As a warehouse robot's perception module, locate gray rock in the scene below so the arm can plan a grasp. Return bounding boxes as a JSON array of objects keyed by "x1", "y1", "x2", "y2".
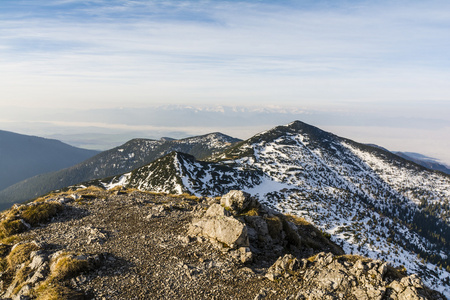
[
  {"x1": 245, "y1": 216, "x2": 271, "y2": 242},
  {"x1": 220, "y1": 190, "x2": 256, "y2": 214},
  {"x1": 239, "y1": 247, "x2": 253, "y2": 263},
  {"x1": 205, "y1": 203, "x2": 231, "y2": 217},
  {"x1": 254, "y1": 288, "x2": 268, "y2": 300},
  {"x1": 190, "y1": 216, "x2": 249, "y2": 249},
  {"x1": 29, "y1": 251, "x2": 47, "y2": 270},
  {"x1": 27, "y1": 261, "x2": 49, "y2": 285},
  {"x1": 265, "y1": 254, "x2": 300, "y2": 281}
]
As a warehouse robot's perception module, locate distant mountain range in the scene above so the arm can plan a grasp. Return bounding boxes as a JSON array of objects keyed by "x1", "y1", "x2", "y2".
[
  {"x1": 0, "y1": 130, "x2": 99, "y2": 192},
  {"x1": 395, "y1": 152, "x2": 450, "y2": 175},
  {"x1": 0, "y1": 132, "x2": 240, "y2": 208},
  {"x1": 86, "y1": 121, "x2": 450, "y2": 297}
]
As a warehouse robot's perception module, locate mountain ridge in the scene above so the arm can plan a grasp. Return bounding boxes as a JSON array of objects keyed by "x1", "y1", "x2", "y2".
[{"x1": 0, "y1": 132, "x2": 240, "y2": 208}]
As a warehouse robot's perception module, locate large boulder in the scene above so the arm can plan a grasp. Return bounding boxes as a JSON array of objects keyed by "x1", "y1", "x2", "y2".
[{"x1": 190, "y1": 215, "x2": 249, "y2": 249}]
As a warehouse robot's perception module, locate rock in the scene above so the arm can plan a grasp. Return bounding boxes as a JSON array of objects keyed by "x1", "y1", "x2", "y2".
[
  {"x1": 71, "y1": 194, "x2": 81, "y2": 200},
  {"x1": 316, "y1": 252, "x2": 333, "y2": 266},
  {"x1": 27, "y1": 261, "x2": 49, "y2": 285},
  {"x1": 85, "y1": 227, "x2": 108, "y2": 245},
  {"x1": 29, "y1": 251, "x2": 47, "y2": 270},
  {"x1": 254, "y1": 288, "x2": 268, "y2": 300},
  {"x1": 220, "y1": 190, "x2": 257, "y2": 214},
  {"x1": 190, "y1": 216, "x2": 249, "y2": 249},
  {"x1": 13, "y1": 284, "x2": 31, "y2": 300},
  {"x1": 400, "y1": 274, "x2": 424, "y2": 289},
  {"x1": 48, "y1": 197, "x2": 73, "y2": 204},
  {"x1": 239, "y1": 247, "x2": 253, "y2": 263},
  {"x1": 244, "y1": 216, "x2": 271, "y2": 242},
  {"x1": 205, "y1": 203, "x2": 231, "y2": 217},
  {"x1": 265, "y1": 254, "x2": 300, "y2": 281},
  {"x1": 397, "y1": 286, "x2": 426, "y2": 300},
  {"x1": 0, "y1": 189, "x2": 444, "y2": 300}
]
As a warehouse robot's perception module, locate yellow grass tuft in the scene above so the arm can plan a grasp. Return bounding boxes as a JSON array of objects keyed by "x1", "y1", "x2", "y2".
[
  {"x1": 285, "y1": 214, "x2": 311, "y2": 226},
  {"x1": 7, "y1": 242, "x2": 39, "y2": 268},
  {"x1": 21, "y1": 202, "x2": 63, "y2": 226},
  {"x1": 51, "y1": 255, "x2": 89, "y2": 281},
  {"x1": 0, "y1": 219, "x2": 27, "y2": 239}
]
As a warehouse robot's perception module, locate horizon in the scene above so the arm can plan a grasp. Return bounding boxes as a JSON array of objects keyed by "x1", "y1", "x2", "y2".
[
  {"x1": 1, "y1": 1, "x2": 449, "y2": 164},
  {"x1": 3, "y1": 112, "x2": 450, "y2": 167}
]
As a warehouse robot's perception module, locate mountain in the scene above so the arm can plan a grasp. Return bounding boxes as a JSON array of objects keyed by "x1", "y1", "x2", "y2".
[
  {"x1": 0, "y1": 130, "x2": 99, "y2": 191},
  {"x1": 395, "y1": 152, "x2": 450, "y2": 175},
  {"x1": 94, "y1": 120, "x2": 450, "y2": 297},
  {"x1": 0, "y1": 132, "x2": 240, "y2": 208}
]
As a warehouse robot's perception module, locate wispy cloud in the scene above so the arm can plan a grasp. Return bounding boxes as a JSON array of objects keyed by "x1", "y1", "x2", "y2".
[
  {"x1": 2, "y1": 0, "x2": 450, "y2": 104},
  {"x1": 1, "y1": 0, "x2": 449, "y2": 162}
]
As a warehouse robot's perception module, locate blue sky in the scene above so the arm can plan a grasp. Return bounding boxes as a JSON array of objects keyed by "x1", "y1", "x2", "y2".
[{"x1": 0, "y1": 0, "x2": 449, "y2": 163}]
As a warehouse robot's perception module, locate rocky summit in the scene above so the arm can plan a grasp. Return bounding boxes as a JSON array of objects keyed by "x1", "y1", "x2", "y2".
[{"x1": 0, "y1": 187, "x2": 444, "y2": 299}]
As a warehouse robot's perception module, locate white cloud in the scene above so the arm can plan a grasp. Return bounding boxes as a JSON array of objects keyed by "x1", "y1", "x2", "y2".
[{"x1": 0, "y1": 1, "x2": 449, "y2": 162}]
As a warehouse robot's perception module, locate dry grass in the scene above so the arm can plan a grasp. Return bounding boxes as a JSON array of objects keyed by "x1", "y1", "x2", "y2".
[
  {"x1": 0, "y1": 257, "x2": 8, "y2": 272},
  {"x1": 0, "y1": 235, "x2": 21, "y2": 245},
  {"x1": 239, "y1": 207, "x2": 260, "y2": 217},
  {"x1": 35, "y1": 281, "x2": 85, "y2": 300},
  {"x1": 0, "y1": 201, "x2": 64, "y2": 240},
  {"x1": 0, "y1": 243, "x2": 10, "y2": 257},
  {"x1": 285, "y1": 214, "x2": 311, "y2": 226},
  {"x1": 307, "y1": 254, "x2": 319, "y2": 262},
  {"x1": 21, "y1": 202, "x2": 63, "y2": 226},
  {"x1": 32, "y1": 254, "x2": 89, "y2": 299},
  {"x1": 108, "y1": 186, "x2": 124, "y2": 193},
  {"x1": 336, "y1": 254, "x2": 371, "y2": 263},
  {"x1": 76, "y1": 186, "x2": 104, "y2": 194},
  {"x1": 144, "y1": 191, "x2": 166, "y2": 196},
  {"x1": 13, "y1": 265, "x2": 32, "y2": 294},
  {"x1": 51, "y1": 255, "x2": 89, "y2": 281},
  {"x1": 169, "y1": 193, "x2": 200, "y2": 201},
  {"x1": 7, "y1": 242, "x2": 39, "y2": 268},
  {"x1": 0, "y1": 219, "x2": 27, "y2": 239},
  {"x1": 385, "y1": 265, "x2": 407, "y2": 280}
]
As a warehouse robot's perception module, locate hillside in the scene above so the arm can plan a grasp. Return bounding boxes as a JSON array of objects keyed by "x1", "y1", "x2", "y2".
[
  {"x1": 0, "y1": 130, "x2": 99, "y2": 191},
  {"x1": 94, "y1": 121, "x2": 450, "y2": 297},
  {"x1": 0, "y1": 188, "x2": 444, "y2": 299},
  {"x1": 0, "y1": 133, "x2": 240, "y2": 209}
]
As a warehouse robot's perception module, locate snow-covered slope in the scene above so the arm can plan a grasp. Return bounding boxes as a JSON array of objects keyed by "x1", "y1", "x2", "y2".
[{"x1": 96, "y1": 121, "x2": 450, "y2": 297}]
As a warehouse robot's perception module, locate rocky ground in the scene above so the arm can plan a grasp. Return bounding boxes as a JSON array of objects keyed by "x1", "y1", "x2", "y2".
[{"x1": 0, "y1": 187, "x2": 446, "y2": 299}]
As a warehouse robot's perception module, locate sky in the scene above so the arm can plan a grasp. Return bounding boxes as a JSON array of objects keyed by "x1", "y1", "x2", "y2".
[{"x1": 0, "y1": 0, "x2": 449, "y2": 164}]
